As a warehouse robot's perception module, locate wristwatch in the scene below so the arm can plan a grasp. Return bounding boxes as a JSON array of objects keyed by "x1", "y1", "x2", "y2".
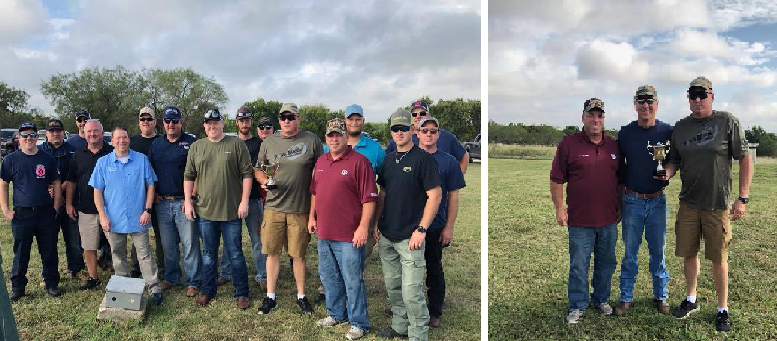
[
  {"x1": 737, "y1": 197, "x2": 749, "y2": 204},
  {"x1": 416, "y1": 226, "x2": 428, "y2": 233},
  {"x1": 144, "y1": 207, "x2": 152, "y2": 213}
]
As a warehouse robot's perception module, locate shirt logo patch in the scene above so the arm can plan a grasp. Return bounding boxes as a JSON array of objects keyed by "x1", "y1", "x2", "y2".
[
  {"x1": 224, "y1": 151, "x2": 231, "y2": 154},
  {"x1": 35, "y1": 164, "x2": 46, "y2": 178},
  {"x1": 403, "y1": 166, "x2": 412, "y2": 172},
  {"x1": 341, "y1": 170, "x2": 348, "y2": 175},
  {"x1": 579, "y1": 154, "x2": 589, "y2": 157},
  {"x1": 370, "y1": 192, "x2": 378, "y2": 197},
  {"x1": 611, "y1": 153, "x2": 616, "y2": 160},
  {"x1": 107, "y1": 166, "x2": 117, "y2": 172}
]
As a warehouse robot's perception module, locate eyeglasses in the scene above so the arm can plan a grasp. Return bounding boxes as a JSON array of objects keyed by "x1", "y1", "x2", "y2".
[
  {"x1": 279, "y1": 114, "x2": 297, "y2": 122},
  {"x1": 688, "y1": 91, "x2": 710, "y2": 100},
  {"x1": 163, "y1": 118, "x2": 180, "y2": 124},
  {"x1": 411, "y1": 111, "x2": 428, "y2": 117},
  {"x1": 258, "y1": 125, "x2": 273, "y2": 130},
  {"x1": 139, "y1": 118, "x2": 155, "y2": 122},
  {"x1": 635, "y1": 96, "x2": 655, "y2": 104},
  {"x1": 420, "y1": 128, "x2": 439, "y2": 135},
  {"x1": 19, "y1": 132, "x2": 38, "y2": 138},
  {"x1": 390, "y1": 126, "x2": 411, "y2": 132}
]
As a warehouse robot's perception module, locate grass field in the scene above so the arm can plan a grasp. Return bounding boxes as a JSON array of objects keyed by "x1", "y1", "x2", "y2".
[
  {"x1": 1, "y1": 163, "x2": 481, "y2": 341},
  {"x1": 488, "y1": 158, "x2": 777, "y2": 340}
]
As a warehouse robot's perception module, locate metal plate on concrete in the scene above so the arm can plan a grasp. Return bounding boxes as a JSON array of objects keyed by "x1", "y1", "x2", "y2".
[{"x1": 105, "y1": 275, "x2": 145, "y2": 310}]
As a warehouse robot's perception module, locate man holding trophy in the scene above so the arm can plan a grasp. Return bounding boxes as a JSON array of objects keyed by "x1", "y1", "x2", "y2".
[
  {"x1": 614, "y1": 85, "x2": 673, "y2": 316},
  {"x1": 254, "y1": 103, "x2": 323, "y2": 315}
]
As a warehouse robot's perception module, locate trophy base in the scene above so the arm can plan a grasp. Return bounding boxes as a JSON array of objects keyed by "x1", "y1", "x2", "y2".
[
  {"x1": 266, "y1": 182, "x2": 278, "y2": 190},
  {"x1": 653, "y1": 169, "x2": 666, "y2": 178}
]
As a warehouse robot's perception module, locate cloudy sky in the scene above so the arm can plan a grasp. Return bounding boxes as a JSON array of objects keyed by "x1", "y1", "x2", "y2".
[
  {"x1": 490, "y1": 0, "x2": 777, "y2": 133},
  {"x1": 0, "y1": 0, "x2": 480, "y2": 121}
]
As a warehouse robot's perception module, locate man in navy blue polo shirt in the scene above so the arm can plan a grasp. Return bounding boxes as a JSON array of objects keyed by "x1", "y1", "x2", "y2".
[
  {"x1": 416, "y1": 117, "x2": 465, "y2": 329},
  {"x1": 385, "y1": 101, "x2": 469, "y2": 174},
  {"x1": 38, "y1": 119, "x2": 85, "y2": 279},
  {"x1": 66, "y1": 110, "x2": 90, "y2": 151},
  {"x1": 149, "y1": 106, "x2": 202, "y2": 298},
  {"x1": 1, "y1": 122, "x2": 63, "y2": 300},
  {"x1": 614, "y1": 85, "x2": 673, "y2": 317}
]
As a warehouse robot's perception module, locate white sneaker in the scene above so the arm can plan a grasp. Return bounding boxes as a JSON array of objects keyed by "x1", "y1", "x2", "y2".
[
  {"x1": 345, "y1": 326, "x2": 365, "y2": 340},
  {"x1": 593, "y1": 302, "x2": 613, "y2": 315},
  {"x1": 316, "y1": 316, "x2": 342, "y2": 327},
  {"x1": 566, "y1": 309, "x2": 583, "y2": 324}
]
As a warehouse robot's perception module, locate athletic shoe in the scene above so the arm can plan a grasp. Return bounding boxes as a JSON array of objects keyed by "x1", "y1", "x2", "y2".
[
  {"x1": 375, "y1": 326, "x2": 408, "y2": 339},
  {"x1": 566, "y1": 309, "x2": 583, "y2": 324},
  {"x1": 716, "y1": 310, "x2": 731, "y2": 332},
  {"x1": 345, "y1": 326, "x2": 366, "y2": 340},
  {"x1": 79, "y1": 277, "x2": 101, "y2": 290},
  {"x1": 592, "y1": 302, "x2": 613, "y2": 315},
  {"x1": 258, "y1": 297, "x2": 277, "y2": 314},
  {"x1": 316, "y1": 316, "x2": 343, "y2": 327},
  {"x1": 297, "y1": 296, "x2": 313, "y2": 314},
  {"x1": 673, "y1": 299, "x2": 699, "y2": 319}
]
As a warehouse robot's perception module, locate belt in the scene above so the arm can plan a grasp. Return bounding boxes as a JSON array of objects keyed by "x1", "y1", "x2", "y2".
[
  {"x1": 625, "y1": 188, "x2": 664, "y2": 199},
  {"x1": 16, "y1": 204, "x2": 52, "y2": 211},
  {"x1": 161, "y1": 195, "x2": 185, "y2": 201}
]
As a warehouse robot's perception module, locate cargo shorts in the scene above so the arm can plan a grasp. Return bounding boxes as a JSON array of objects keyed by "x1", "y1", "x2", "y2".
[{"x1": 674, "y1": 202, "x2": 733, "y2": 263}]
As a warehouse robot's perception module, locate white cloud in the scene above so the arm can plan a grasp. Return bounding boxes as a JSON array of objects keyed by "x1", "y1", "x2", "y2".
[{"x1": 0, "y1": 0, "x2": 47, "y2": 45}]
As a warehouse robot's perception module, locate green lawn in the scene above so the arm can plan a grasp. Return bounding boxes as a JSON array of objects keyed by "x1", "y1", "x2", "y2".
[
  {"x1": 1, "y1": 163, "x2": 481, "y2": 340},
  {"x1": 488, "y1": 158, "x2": 777, "y2": 340}
]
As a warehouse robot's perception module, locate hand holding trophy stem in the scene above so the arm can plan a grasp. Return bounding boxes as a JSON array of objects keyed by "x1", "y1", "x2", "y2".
[
  {"x1": 646, "y1": 141, "x2": 670, "y2": 178},
  {"x1": 262, "y1": 158, "x2": 279, "y2": 190}
]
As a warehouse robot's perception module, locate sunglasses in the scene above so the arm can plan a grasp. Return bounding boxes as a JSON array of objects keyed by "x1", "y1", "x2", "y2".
[
  {"x1": 76, "y1": 118, "x2": 88, "y2": 123},
  {"x1": 19, "y1": 132, "x2": 38, "y2": 138},
  {"x1": 390, "y1": 126, "x2": 411, "y2": 132},
  {"x1": 258, "y1": 125, "x2": 273, "y2": 130},
  {"x1": 140, "y1": 117, "x2": 155, "y2": 122},
  {"x1": 163, "y1": 118, "x2": 180, "y2": 124},
  {"x1": 635, "y1": 97, "x2": 655, "y2": 104},
  {"x1": 411, "y1": 111, "x2": 428, "y2": 118},
  {"x1": 688, "y1": 91, "x2": 710, "y2": 100},
  {"x1": 419, "y1": 128, "x2": 439, "y2": 135},
  {"x1": 279, "y1": 114, "x2": 297, "y2": 122}
]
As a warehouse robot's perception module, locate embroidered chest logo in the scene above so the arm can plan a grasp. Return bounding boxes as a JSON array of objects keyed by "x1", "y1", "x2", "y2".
[
  {"x1": 611, "y1": 154, "x2": 616, "y2": 160},
  {"x1": 403, "y1": 166, "x2": 412, "y2": 173},
  {"x1": 35, "y1": 164, "x2": 46, "y2": 178},
  {"x1": 179, "y1": 141, "x2": 190, "y2": 150},
  {"x1": 341, "y1": 170, "x2": 348, "y2": 176}
]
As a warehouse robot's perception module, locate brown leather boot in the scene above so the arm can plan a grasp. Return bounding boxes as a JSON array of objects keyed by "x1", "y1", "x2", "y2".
[
  {"x1": 614, "y1": 301, "x2": 633, "y2": 316},
  {"x1": 196, "y1": 295, "x2": 212, "y2": 307},
  {"x1": 655, "y1": 299, "x2": 670, "y2": 314}
]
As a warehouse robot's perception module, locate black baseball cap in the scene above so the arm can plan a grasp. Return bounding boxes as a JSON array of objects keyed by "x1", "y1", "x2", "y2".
[{"x1": 46, "y1": 119, "x2": 64, "y2": 131}]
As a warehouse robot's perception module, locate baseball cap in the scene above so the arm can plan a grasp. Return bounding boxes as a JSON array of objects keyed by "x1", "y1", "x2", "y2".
[
  {"x1": 75, "y1": 110, "x2": 91, "y2": 120},
  {"x1": 163, "y1": 106, "x2": 182, "y2": 120},
  {"x1": 203, "y1": 108, "x2": 224, "y2": 122},
  {"x1": 389, "y1": 109, "x2": 413, "y2": 127},
  {"x1": 236, "y1": 106, "x2": 253, "y2": 119},
  {"x1": 325, "y1": 118, "x2": 346, "y2": 135},
  {"x1": 635, "y1": 85, "x2": 658, "y2": 99},
  {"x1": 279, "y1": 103, "x2": 299, "y2": 115},
  {"x1": 584, "y1": 98, "x2": 605, "y2": 113},
  {"x1": 410, "y1": 100, "x2": 429, "y2": 112},
  {"x1": 257, "y1": 117, "x2": 273, "y2": 126},
  {"x1": 138, "y1": 106, "x2": 155, "y2": 119},
  {"x1": 689, "y1": 76, "x2": 712, "y2": 90},
  {"x1": 46, "y1": 119, "x2": 64, "y2": 131},
  {"x1": 418, "y1": 116, "x2": 440, "y2": 128},
  {"x1": 345, "y1": 104, "x2": 363, "y2": 118},
  {"x1": 18, "y1": 121, "x2": 37, "y2": 132}
]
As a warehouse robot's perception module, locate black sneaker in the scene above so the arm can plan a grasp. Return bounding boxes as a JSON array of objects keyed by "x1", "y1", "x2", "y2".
[
  {"x1": 258, "y1": 297, "x2": 277, "y2": 314},
  {"x1": 672, "y1": 299, "x2": 699, "y2": 319},
  {"x1": 9, "y1": 290, "x2": 25, "y2": 302},
  {"x1": 297, "y1": 296, "x2": 314, "y2": 314},
  {"x1": 46, "y1": 287, "x2": 62, "y2": 297},
  {"x1": 716, "y1": 311, "x2": 731, "y2": 332},
  {"x1": 314, "y1": 293, "x2": 326, "y2": 304},
  {"x1": 375, "y1": 326, "x2": 408, "y2": 339},
  {"x1": 79, "y1": 277, "x2": 102, "y2": 291}
]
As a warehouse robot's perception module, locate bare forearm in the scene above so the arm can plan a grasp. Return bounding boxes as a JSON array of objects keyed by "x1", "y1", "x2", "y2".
[
  {"x1": 254, "y1": 170, "x2": 268, "y2": 185},
  {"x1": 373, "y1": 190, "x2": 385, "y2": 225},
  {"x1": 66, "y1": 181, "x2": 75, "y2": 206},
  {"x1": 360, "y1": 202, "x2": 376, "y2": 227},
  {"x1": 550, "y1": 181, "x2": 564, "y2": 210},
  {"x1": 444, "y1": 191, "x2": 459, "y2": 230},
  {"x1": 459, "y1": 152, "x2": 469, "y2": 174},
  {"x1": 145, "y1": 184, "x2": 155, "y2": 208},
  {"x1": 420, "y1": 187, "x2": 442, "y2": 228},
  {"x1": 309, "y1": 194, "x2": 316, "y2": 221},
  {"x1": 241, "y1": 178, "x2": 252, "y2": 202},
  {"x1": 184, "y1": 180, "x2": 194, "y2": 205},
  {"x1": 94, "y1": 189, "x2": 106, "y2": 217},
  {"x1": 52, "y1": 180, "x2": 63, "y2": 209},
  {"x1": 0, "y1": 181, "x2": 9, "y2": 212},
  {"x1": 739, "y1": 155, "x2": 753, "y2": 197}
]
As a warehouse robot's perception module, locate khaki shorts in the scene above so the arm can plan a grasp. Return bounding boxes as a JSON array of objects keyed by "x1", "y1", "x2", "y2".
[
  {"x1": 674, "y1": 202, "x2": 733, "y2": 263},
  {"x1": 78, "y1": 212, "x2": 105, "y2": 251},
  {"x1": 261, "y1": 209, "x2": 311, "y2": 258}
]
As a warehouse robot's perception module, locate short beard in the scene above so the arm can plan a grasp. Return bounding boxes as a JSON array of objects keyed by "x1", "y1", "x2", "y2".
[{"x1": 348, "y1": 130, "x2": 361, "y2": 137}]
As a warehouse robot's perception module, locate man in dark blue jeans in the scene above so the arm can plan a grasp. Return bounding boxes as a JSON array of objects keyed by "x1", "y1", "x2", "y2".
[
  {"x1": 550, "y1": 98, "x2": 621, "y2": 324},
  {"x1": 614, "y1": 85, "x2": 673, "y2": 316},
  {"x1": 0, "y1": 122, "x2": 63, "y2": 300}
]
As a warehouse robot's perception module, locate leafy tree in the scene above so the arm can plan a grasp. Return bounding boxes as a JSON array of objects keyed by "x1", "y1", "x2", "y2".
[
  {"x1": 362, "y1": 122, "x2": 390, "y2": 146},
  {"x1": 242, "y1": 98, "x2": 283, "y2": 131},
  {"x1": 562, "y1": 125, "x2": 579, "y2": 136},
  {"x1": 299, "y1": 104, "x2": 341, "y2": 139},
  {"x1": 746, "y1": 126, "x2": 777, "y2": 157},
  {"x1": 0, "y1": 82, "x2": 48, "y2": 129}
]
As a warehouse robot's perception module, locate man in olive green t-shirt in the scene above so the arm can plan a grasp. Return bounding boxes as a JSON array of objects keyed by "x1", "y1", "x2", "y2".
[
  {"x1": 183, "y1": 108, "x2": 254, "y2": 310},
  {"x1": 254, "y1": 102, "x2": 323, "y2": 314}
]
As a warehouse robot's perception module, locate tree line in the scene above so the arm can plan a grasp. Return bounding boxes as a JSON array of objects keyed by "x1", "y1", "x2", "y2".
[
  {"x1": 489, "y1": 120, "x2": 776, "y2": 157},
  {"x1": 1, "y1": 66, "x2": 480, "y2": 146}
]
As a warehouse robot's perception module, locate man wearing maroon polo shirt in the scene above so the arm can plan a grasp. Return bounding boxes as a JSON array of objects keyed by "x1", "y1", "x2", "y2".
[
  {"x1": 550, "y1": 98, "x2": 622, "y2": 324},
  {"x1": 309, "y1": 118, "x2": 377, "y2": 340}
]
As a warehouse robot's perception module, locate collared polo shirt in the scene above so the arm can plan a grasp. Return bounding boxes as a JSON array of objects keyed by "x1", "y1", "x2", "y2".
[
  {"x1": 67, "y1": 143, "x2": 114, "y2": 214},
  {"x1": 324, "y1": 132, "x2": 385, "y2": 174},
  {"x1": 89, "y1": 150, "x2": 157, "y2": 233},
  {"x1": 0, "y1": 150, "x2": 59, "y2": 207},
  {"x1": 386, "y1": 128, "x2": 466, "y2": 162},
  {"x1": 38, "y1": 141, "x2": 76, "y2": 181},
  {"x1": 550, "y1": 131, "x2": 620, "y2": 227},
  {"x1": 618, "y1": 120, "x2": 673, "y2": 194},
  {"x1": 148, "y1": 134, "x2": 197, "y2": 196},
  {"x1": 429, "y1": 150, "x2": 466, "y2": 231},
  {"x1": 310, "y1": 147, "x2": 378, "y2": 242}
]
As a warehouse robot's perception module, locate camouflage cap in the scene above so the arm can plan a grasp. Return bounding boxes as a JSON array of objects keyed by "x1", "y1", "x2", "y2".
[
  {"x1": 689, "y1": 76, "x2": 712, "y2": 90},
  {"x1": 418, "y1": 116, "x2": 440, "y2": 128},
  {"x1": 635, "y1": 85, "x2": 658, "y2": 99},
  {"x1": 583, "y1": 98, "x2": 605, "y2": 113},
  {"x1": 389, "y1": 109, "x2": 413, "y2": 127},
  {"x1": 279, "y1": 103, "x2": 299, "y2": 115},
  {"x1": 257, "y1": 117, "x2": 273, "y2": 126},
  {"x1": 325, "y1": 118, "x2": 346, "y2": 135},
  {"x1": 138, "y1": 106, "x2": 155, "y2": 119}
]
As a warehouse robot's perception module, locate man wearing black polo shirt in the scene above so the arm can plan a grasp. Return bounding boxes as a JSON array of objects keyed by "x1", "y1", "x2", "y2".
[
  {"x1": 66, "y1": 119, "x2": 114, "y2": 290},
  {"x1": 38, "y1": 118, "x2": 85, "y2": 279},
  {"x1": 149, "y1": 106, "x2": 202, "y2": 297},
  {"x1": 550, "y1": 98, "x2": 621, "y2": 324},
  {"x1": 67, "y1": 110, "x2": 90, "y2": 151},
  {"x1": 1, "y1": 122, "x2": 63, "y2": 300},
  {"x1": 373, "y1": 109, "x2": 442, "y2": 341}
]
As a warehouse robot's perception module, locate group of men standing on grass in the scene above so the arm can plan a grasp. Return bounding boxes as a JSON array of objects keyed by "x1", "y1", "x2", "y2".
[
  {"x1": 0, "y1": 99, "x2": 469, "y2": 341},
  {"x1": 550, "y1": 76, "x2": 753, "y2": 333}
]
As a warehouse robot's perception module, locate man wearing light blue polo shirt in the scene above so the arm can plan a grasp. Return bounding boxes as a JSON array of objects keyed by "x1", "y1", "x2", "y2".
[{"x1": 90, "y1": 127, "x2": 163, "y2": 305}]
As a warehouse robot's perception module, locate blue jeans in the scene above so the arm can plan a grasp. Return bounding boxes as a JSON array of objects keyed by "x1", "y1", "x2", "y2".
[
  {"x1": 156, "y1": 199, "x2": 202, "y2": 288},
  {"x1": 568, "y1": 224, "x2": 617, "y2": 311},
  {"x1": 318, "y1": 239, "x2": 369, "y2": 330},
  {"x1": 619, "y1": 193, "x2": 669, "y2": 302},
  {"x1": 219, "y1": 199, "x2": 266, "y2": 282},
  {"x1": 199, "y1": 218, "x2": 249, "y2": 298},
  {"x1": 58, "y1": 207, "x2": 84, "y2": 275}
]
